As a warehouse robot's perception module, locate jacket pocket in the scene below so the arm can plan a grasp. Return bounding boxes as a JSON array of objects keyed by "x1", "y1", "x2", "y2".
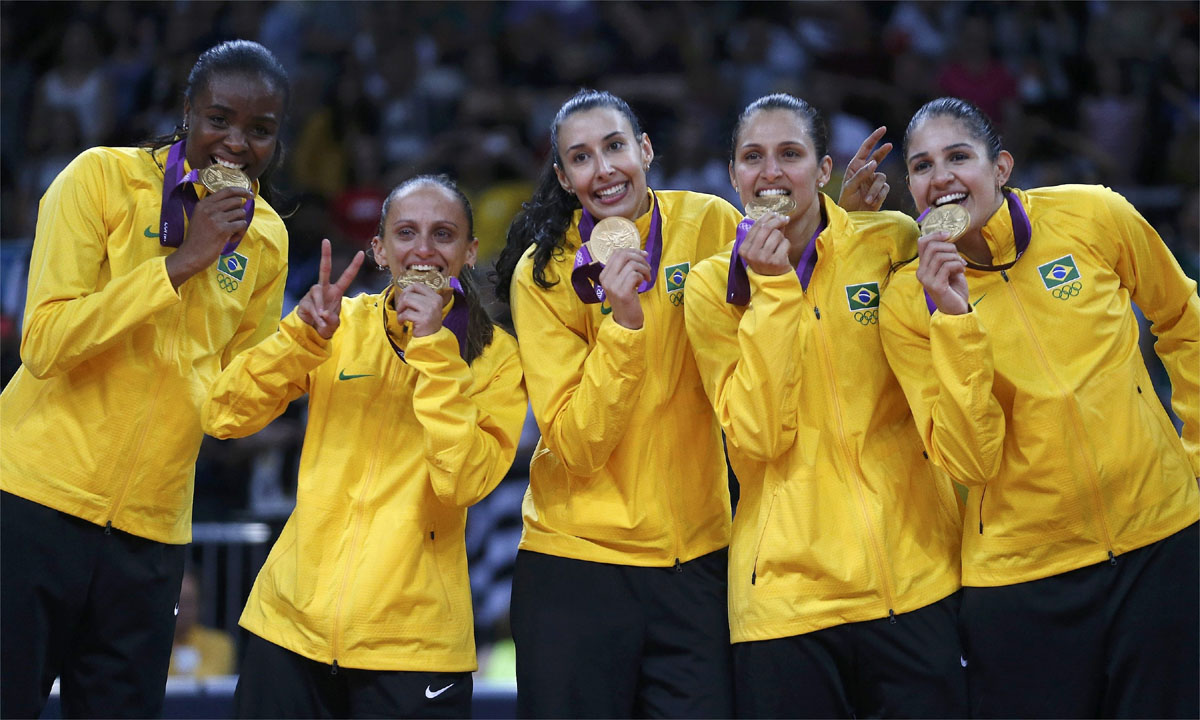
[{"x1": 751, "y1": 484, "x2": 782, "y2": 585}]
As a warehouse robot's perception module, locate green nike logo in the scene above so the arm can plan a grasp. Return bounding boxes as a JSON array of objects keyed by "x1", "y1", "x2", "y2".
[
  {"x1": 972, "y1": 293, "x2": 987, "y2": 307},
  {"x1": 144, "y1": 226, "x2": 160, "y2": 238},
  {"x1": 338, "y1": 370, "x2": 374, "y2": 381}
]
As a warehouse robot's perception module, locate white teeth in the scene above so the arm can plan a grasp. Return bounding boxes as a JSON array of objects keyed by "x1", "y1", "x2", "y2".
[
  {"x1": 409, "y1": 264, "x2": 439, "y2": 271},
  {"x1": 213, "y1": 157, "x2": 246, "y2": 170},
  {"x1": 597, "y1": 183, "x2": 626, "y2": 198},
  {"x1": 935, "y1": 193, "x2": 966, "y2": 206},
  {"x1": 757, "y1": 188, "x2": 790, "y2": 197}
]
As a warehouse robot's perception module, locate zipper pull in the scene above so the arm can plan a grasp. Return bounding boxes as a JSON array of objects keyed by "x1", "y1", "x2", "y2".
[
  {"x1": 814, "y1": 306, "x2": 821, "y2": 319},
  {"x1": 1000, "y1": 270, "x2": 1010, "y2": 283},
  {"x1": 331, "y1": 660, "x2": 339, "y2": 676},
  {"x1": 104, "y1": 521, "x2": 113, "y2": 535},
  {"x1": 751, "y1": 569, "x2": 756, "y2": 585},
  {"x1": 673, "y1": 558, "x2": 682, "y2": 573},
  {"x1": 888, "y1": 609, "x2": 897, "y2": 624},
  {"x1": 1108, "y1": 550, "x2": 1117, "y2": 566}
]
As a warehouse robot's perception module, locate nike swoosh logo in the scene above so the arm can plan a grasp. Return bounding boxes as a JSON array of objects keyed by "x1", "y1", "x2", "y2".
[
  {"x1": 144, "y1": 226, "x2": 160, "y2": 238},
  {"x1": 425, "y1": 683, "x2": 454, "y2": 699},
  {"x1": 338, "y1": 370, "x2": 374, "y2": 381},
  {"x1": 971, "y1": 293, "x2": 987, "y2": 307}
]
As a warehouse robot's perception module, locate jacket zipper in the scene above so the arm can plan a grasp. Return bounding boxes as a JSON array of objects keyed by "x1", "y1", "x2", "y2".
[
  {"x1": 811, "y1": 302, "x2": 898, "y2": 619},
  {"x1": 750, "y1": 485, "x2": 782, "y2": 584},
  {"x1": 999, "y1": 271, "x2": 1117, "y2": 561},
  {"x1": 329, "y1": 361, "x2": 396, "y2": 668},
  {"x1": 106, "y1": 299, "x2": 187, "y2": 531},
  {"x1": 978, "y1": 485, "x2": 987, "y2": 534}
]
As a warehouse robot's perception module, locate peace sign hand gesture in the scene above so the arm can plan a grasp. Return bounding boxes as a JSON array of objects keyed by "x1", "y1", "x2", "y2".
[
  {"x1": 297, "y1": 239, "x2": 365, "y2": 339},
  {"x1": 837, "y1": 126, "x2": 892, "y2": 213}
]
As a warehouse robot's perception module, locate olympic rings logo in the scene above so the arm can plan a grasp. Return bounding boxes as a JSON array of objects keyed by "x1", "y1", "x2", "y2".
[
  {"x1": 217, "y1": 275, "x2": 240, "y2": 293},
  {"x1": 854, "y1": 309, "x2": 878, "y2": 325},
  {"x1": 669, "y1": 291, "x2": 684, "y2": 306},
  {"x1": 1051, "y1": 280, "x2": 1082, "y2": 300}
]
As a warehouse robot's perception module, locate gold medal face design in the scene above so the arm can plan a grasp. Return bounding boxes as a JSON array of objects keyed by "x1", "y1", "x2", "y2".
[
  {"x1": 394, "y1": 268, "x2": 448, "y2": 293},
  {"x1": 588, "y1": 216, "x2": 641, "y2": 264},
  {"x1": 198, "y1": 164, "x2": 252, "y2": 193},
  {"x1": 744, "y1": 195, "x2": 798, "y2": 220},
  {"x1": 920, "y1": 203, "x2": 971, "y2": 243}
]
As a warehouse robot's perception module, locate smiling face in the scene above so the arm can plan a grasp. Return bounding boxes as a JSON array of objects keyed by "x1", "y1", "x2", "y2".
[
  {"x1": 183, "y1": 72, "x2": 284, "y2": 181},
  {"x1": 553, "y1": 107, "x2": 654, "y2": 221},
  {"x1": 729, "y1": 108, "x2": 832, "y2": 226},
  {"x1": 370, "y1": 183, "x2": 478, "y2": 282},
  {"x1": 905, "y1": 115, "x2": 1013, "y2": 235}
]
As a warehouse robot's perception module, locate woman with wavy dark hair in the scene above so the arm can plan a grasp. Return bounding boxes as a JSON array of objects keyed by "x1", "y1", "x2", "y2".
[
  {"x1": 0, "y1": 39, "x2": 290, "y2": 718},
  {"x1": 493, "y1": 89, "x2": 743, "y2": 718}
]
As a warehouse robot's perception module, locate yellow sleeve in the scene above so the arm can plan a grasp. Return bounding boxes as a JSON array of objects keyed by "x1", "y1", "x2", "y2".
[
  {"x1": 685, "y1": 258, "x2": 805, "y2": 463},
  {"x1": 511, "y1": 262, "x2": 648, "y2": 477},
  {"x1": 405, "y1": 328, "x2": 527, "y2": 507},
  {"x1": 202, "y1": 311, "x2": 326, "y2": 439},
  {"x1": 1103, "y1": 189, "x2": 1200, "y2": 474},
  {"x1": 880, "y1": 282, "x2": 1006, "y2": 486},
  {"x1": 221, "y1": 227, "x2": 288, "y2": 367},
  {"x1": 19, "y1": 150, "x2": 181, "y2": 379}
]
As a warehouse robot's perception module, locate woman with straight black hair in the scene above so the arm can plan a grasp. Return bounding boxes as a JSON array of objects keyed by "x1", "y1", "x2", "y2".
[
  {"x1": 0, "y1": 39, "x2": 290, "y2": 718},
  {"x1": 881, "y1": 96, "x2": 1198, "y2": 718}
]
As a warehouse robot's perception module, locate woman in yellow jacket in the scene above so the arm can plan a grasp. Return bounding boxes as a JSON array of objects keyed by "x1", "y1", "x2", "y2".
[
  {"x1": 685, "y1": 93, "x2": 966, "y2": 718},
  {"x1": 0, "y1": 40, "x2": 290, "y2": 719},
  {"x1": 203, "y1": 175, "x2": 526, "y2": 718},
  {"x1": 880, "y1": 97, "x2": 1199, "y2": 718},
  {"x1": 492, "y1": 89, "x2": 743, "y2": 718}
]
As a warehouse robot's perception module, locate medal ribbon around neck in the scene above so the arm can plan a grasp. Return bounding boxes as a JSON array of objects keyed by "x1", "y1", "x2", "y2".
[
  {"x1": 158, "y1": 139, "x2": 255, "y2": 256},
  {"x1": 921, "y1": 190, "x2": 1031, "y2": 314},
  {"x1": 381, "y1": 276, "x2": 470, "y2": 362},
  {"x1": 726, "y1": 210, "x2": 826, "y2": 305},
  {"x1": 569, "y1": 190, "x2": 664, "y2": 305}
]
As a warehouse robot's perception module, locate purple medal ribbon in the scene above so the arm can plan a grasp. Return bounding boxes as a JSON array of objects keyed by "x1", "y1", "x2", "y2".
[
  {"x1": 569, "y1": 191, "x2": 663, "y2": 304},
  {"x1": 726, "y1": 214, "x2": 825, "y2": 305},
  {"x1": 158, "y1": 138, "x2": 255, "y2": 256},
  {"x1": 383, "y1": 277, "x2": 470, "y2": 362},
  {"x1": 922, "y1": 191, "x2": 1031, "y2": 313}
]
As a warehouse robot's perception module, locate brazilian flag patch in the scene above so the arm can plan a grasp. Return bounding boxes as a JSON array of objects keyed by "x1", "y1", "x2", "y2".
[
  {"x1": 1037, "y1": 254, "x2": 1080, "y2": 290},
  {"x1": 845, "y1": 282, "x2": 880, "y2": 311},
  {"x1": 217, "y1": 251, "x2": 249, "y2": 281},
  {"x1": 665, "y1": 262, "x2": 690, "y2": 292}
]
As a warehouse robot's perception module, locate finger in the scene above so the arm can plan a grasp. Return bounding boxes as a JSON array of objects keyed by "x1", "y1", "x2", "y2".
[
  {"x1": 334, "y1": 251, "x2": 366, "y2": 294},
  {"x1": 318, "y1": 239, "x2": 332, "y2": 287},
  {"x1": 869, "y1": 141, "x2": 893, "y2": 166},
  {"x1": 310, "y1": 284, "x2": 326, "y2": 317},
  {"x1": 864, "y1": 175, "x2": 888, "y2": 206},
  {"x1": 852, "y1": 126, "x2": 887, "y2": 164}
]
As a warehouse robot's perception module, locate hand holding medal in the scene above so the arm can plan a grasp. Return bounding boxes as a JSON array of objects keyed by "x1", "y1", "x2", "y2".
[{"x1": 916, "y1": 203, "x2": 972, "y2": 315}]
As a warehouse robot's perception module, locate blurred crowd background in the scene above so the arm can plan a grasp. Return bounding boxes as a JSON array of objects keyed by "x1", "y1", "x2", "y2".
[{"x1": 2, "y1": 0, "x2": 1197, "y2": 686}]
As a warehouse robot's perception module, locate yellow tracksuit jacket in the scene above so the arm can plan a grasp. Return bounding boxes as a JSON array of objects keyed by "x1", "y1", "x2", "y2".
[
  {"x1": 880, "y1": 185, "x2": 1199, "y2": 587},
  {"x1": 686, "y1": 196, "x2": 963, "y2": 643},
  {"x1": 511, "y1": 190, "x2": 742, "y2": 566},
  {"x1": 1, "y1": 146, "x2": 287, "y2": 544},
  {"x1": 203, "y1": 293, "x2": 526, "y2": 671}
]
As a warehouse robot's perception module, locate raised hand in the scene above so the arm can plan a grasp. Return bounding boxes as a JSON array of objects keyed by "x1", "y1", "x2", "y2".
[
  {"x1": 395, "y1": 283, "x2": 449, "y2": 338},
  {"x1": 599, "y1": 248, "x2": 653, "y2": 330},
  {"x1": 741, "y1": 212, "x2": 792, "y2": 277},
  {"x1": 297, "y1": 239, "x2": 365, "y2": 339},
  {"x1": 837, "y1": 126, "x2": 892, "y2": 213},
  {"x1": 915, "y1": 231, "x2": 970, "y2": 315},
  {"x1": 165, "y1": 187, "x2": 255, "y2": 289}
]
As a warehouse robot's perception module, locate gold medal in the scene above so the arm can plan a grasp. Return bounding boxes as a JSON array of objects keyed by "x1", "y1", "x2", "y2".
[
  {"x1": 394, "y1": 268, "x2": 448, "y2": 293},
  {"x1": 745, "y1": 195, "x2": 797, "y2": 220},
  {"x1": 588, "y1": 216, "x2": 640, "y2": 264},
  {"x1": 198, "y1": 164, "x2": 252, "y2": 193},
  {"x1": 920, "y1": 204, "x2": 971, "y2": 243}
]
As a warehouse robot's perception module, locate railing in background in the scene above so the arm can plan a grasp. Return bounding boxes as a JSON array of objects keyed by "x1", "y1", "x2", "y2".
[{"x1": 189, "y1": 522, "x2": 273, "y2": 637}]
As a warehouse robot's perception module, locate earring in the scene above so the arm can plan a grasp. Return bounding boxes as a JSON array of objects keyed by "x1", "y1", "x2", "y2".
[
  {"x1": 377, "y1": 262, "x2": 387, "y2": 271},
  {"x1": 818, "y1": 180, "x2": 826, "y2": 188}
]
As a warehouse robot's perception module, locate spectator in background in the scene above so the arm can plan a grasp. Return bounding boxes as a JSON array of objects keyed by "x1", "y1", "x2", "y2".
[{"x1": 170, "y1": 569, "x2": 236, "y2": 679}]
